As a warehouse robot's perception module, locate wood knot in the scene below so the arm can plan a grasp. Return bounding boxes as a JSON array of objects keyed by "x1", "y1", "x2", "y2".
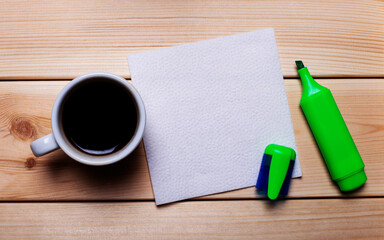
[
  {"x1": 10, "y1": 117, "x2": 37, "y2": 140},
  {"x1": 25, "y1": 157, "x2": 36, "y2": 169}
]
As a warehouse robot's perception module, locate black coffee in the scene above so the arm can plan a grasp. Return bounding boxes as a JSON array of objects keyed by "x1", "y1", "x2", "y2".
[{"x1": 62, "y1": 79, "x2": 137, "y2": 155}]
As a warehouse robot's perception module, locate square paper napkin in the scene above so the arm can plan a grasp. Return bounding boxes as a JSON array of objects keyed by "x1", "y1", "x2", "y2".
[{"x1": 128, "y1": 28, "x2": 302, "y2": 205}]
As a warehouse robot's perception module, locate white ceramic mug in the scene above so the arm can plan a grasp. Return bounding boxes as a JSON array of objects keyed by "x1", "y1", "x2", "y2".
[{"x1": 30, "y1": 72, "x2": 146, "y2": 166}]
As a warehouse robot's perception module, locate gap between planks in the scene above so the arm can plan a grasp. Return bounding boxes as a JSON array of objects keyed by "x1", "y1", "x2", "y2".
[
  {"x1": 0, "y1": 195, "x2": 384, "y2": 204},
  {"x1": 0, "y1": 77, "x2": 384, "y2": 82}
]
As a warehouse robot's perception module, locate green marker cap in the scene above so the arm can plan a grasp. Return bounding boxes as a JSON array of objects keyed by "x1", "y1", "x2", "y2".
[{"x1": 265, "y1": 144, "x2": 296, "y2": 200}]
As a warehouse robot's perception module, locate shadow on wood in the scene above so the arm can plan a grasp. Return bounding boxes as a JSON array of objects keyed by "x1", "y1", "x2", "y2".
[{"x1": 43, "y1": 145, "x2": 147, "y2": 199}]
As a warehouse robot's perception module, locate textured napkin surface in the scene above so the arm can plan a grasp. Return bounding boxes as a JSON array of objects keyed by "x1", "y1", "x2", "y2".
[{"x1": 128, "y1": 28, "x2": 302, "y2": 205}]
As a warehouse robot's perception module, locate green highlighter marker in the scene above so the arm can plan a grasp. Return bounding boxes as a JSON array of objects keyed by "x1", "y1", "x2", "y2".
[{"x1": 296, "y1": 61, "x2": 367, "y2": 191}]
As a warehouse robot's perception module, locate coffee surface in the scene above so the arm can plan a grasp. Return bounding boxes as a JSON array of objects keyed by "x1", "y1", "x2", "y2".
[{"x1": 62, "y1": 79, "x2": 137, "y2": 155}]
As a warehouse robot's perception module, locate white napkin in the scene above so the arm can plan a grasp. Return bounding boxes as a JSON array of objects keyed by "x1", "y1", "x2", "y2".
[{"x1": 128, "y1": 28, "x2": 302, "y2": 205}]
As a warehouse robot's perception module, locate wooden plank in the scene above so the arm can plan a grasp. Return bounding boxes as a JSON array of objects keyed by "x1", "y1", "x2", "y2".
[
  {"x1": 0, "y1": 0, "x2": 383, "y2": 80},
  {"x1": 0, "y1": 79, "x2": 383, "y2": 200},
  {"x1": 0, "y1": 199, "x2": 383, "y2": 239}
]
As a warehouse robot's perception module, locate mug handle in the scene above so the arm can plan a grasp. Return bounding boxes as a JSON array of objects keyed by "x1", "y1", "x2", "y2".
[{"x1": 30, "y1": 133, "x2": 59, "y2": 157}]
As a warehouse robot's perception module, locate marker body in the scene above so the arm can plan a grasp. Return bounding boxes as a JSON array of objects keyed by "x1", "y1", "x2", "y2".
[{"x1": 299, "y1": 67, "x2": 366, "y2": 191}]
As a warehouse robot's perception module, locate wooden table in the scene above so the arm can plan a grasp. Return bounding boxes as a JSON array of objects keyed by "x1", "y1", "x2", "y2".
[{"x1": 1, "y1": 0, "x2": 383, "y2": 239}]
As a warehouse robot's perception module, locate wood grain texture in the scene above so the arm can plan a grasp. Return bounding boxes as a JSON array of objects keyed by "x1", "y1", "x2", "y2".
[
  {"x1": 0, "y1": 0, "x2": 383, "y2": 80},
  {"x1": 0, "y1": 199, "x2": 383, "y2": 239},
  {"x1": 0, "y1": 79, "x2": 383, "y2": 200}
]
